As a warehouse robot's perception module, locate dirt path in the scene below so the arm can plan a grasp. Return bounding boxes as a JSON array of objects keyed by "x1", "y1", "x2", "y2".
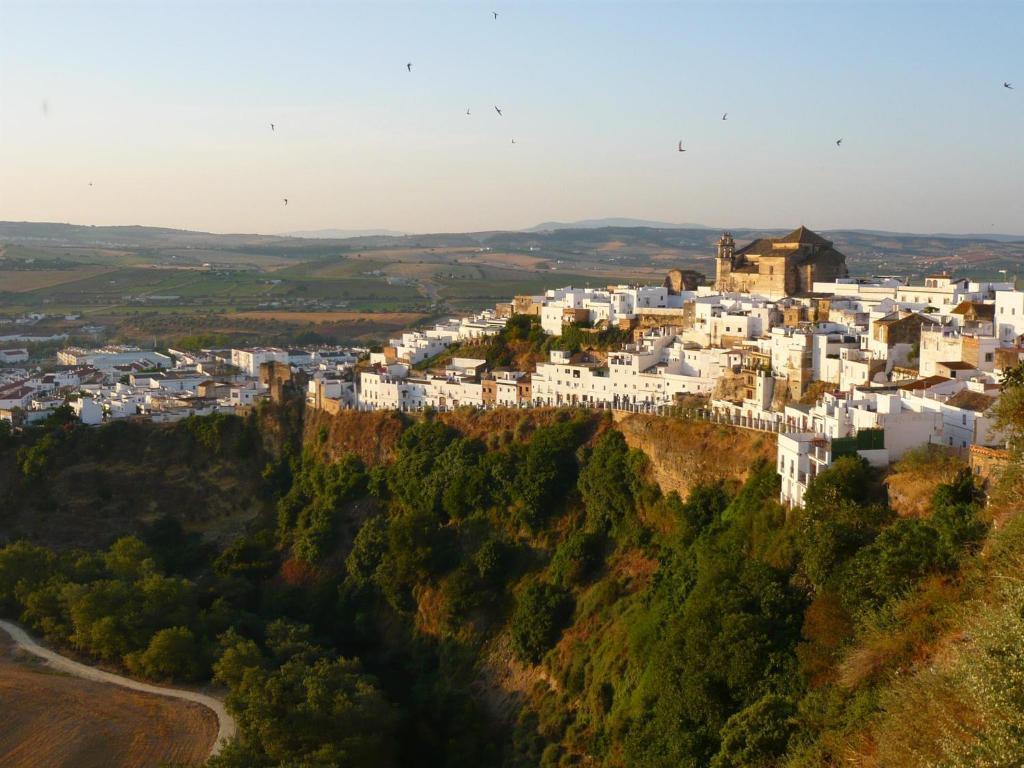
[{"x1": 0, "y1": 620, "x2": 236, "y2": 758}]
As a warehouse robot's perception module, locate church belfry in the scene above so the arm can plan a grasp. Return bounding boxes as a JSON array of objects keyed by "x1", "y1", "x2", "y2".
[
  {"x1": 717, "y1": 232, "x2": 735, "y2": 265},
  {"x1": 715, "y1": 232, "x2": 736, "y2": 290}
]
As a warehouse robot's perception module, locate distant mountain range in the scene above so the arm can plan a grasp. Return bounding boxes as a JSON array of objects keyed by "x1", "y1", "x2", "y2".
[
  {"x1": 3, "y1": 220, "x2": 1022, "y2": 247},
  {"x1": 526, "y1": 217, "x2": 712, "y2": 232}
]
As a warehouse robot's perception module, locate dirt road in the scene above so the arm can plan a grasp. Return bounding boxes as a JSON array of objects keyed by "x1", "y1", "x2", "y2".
[{"x1": 0, "y1": 620, "x2": 236, "y2": 757}]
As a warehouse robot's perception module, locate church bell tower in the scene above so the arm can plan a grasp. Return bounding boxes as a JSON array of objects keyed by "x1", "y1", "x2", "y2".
[{"x1": 715, "y1": 232, "x2": 736, "y2": 289}]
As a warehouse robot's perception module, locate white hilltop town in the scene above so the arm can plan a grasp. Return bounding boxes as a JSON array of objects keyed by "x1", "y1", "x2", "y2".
[{"x1": 2, "y1": 228, "x2": 1022, "y2": 509}]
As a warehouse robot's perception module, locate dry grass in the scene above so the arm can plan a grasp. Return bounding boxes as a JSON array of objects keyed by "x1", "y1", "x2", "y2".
[
  {"x1": 0, "y1": 634, "x2": 216, "y2": 768},
  {"x1": 837, "y1": 502, "x2": 1024, "y2": 768},
  {"x1": 414, "y1": 584, "x2": 447, "y2": 638},
  {"x1": 610, "y1": 548, "x2": 658, "y2": 593},
  {"x1": 885, "y1": 446, "x2": 965, "y2": 518},
  {"x1": 837, "y1": 576, "x2": 962, "y2": 690}
]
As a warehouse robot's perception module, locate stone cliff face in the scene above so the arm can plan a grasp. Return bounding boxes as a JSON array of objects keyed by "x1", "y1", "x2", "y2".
[
  {"x1": 614, "y1": 414, "x2": 777, "y2": 499},
  {"x1": 303, "y1": 408, "x2": 408, "y2": 467},
  {"x1": 302, "y1": 405, "x2": 775, "y2": 504},
  {"x1": 303, "y1": 406, "x2": 608, "y2": 466}
]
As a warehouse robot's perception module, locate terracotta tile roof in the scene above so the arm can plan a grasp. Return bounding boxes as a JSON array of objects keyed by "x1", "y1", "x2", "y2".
[
  {"x1": 733, "y1": 227, "x2": 837, "y2": 258},
  {"x1": 945, "y1": 389, "x2": 997, "y2": 412},
  {"x1": 734, "y1": 237, "x2": 777, "y2": 257},
  {"x1": 774, "y1": 225, "x2": 833, "y2": 247},
  {"x1": 875, "y1": 310, "x2": 940, "y2": 326},
  {"x1": 950, "y1": 301, "x2": 995, "y2": 320},
  {"x1": 899, "y1": 375, "x2": 951, "y2": 391}
]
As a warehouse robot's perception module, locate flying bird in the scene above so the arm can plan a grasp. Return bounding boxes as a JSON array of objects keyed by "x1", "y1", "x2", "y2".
[
  {"x1": 466, "y1": 108, "x2": 471, "y2": 115},
  {"x1": 494, "y1": 105, "x2": 502, "y2": 116},
  {"x1": 283, "y1": 198, "x2": 288, "y2": 206},
  {"x1": 88, "y1": 181, "x2": 93, "y2": 187},
  {"x1": 1005, "y1": 81, "x2": 1014, "y2": 89},
  {"x1": 493, "y1": 11, "x2": 498, "y2": 19},
  {"x1": 677, "y1": 141, "x2": 686, "y2": 153},
  {"x1": 836, "y1": 138, "x2": 843, "y2": 147},
  {"x1": 270, "y1": 122, "x2": 275, "y2": 131},
  {"x1": 722, "y1": 112, "x2": 728, "y2": 121},
  {"x1": 406, "y1": 62, "x2": 412, "y2": 72}
]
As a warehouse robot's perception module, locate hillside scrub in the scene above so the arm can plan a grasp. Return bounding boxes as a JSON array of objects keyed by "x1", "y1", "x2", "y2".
[
  {"x1": 0, "y1": 372, "x2": 1021, "y2": 767},
  {"x1": 0, "y1": 412, "x2": 272, "y2": 549}
]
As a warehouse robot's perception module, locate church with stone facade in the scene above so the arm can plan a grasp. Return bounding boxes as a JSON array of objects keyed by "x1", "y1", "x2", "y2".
[{"x1": 714, "y1": 226, "x2": 848, "y2": 298}]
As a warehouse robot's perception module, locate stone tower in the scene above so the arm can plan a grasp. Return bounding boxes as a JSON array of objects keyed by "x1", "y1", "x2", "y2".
[{"x1": 715, "y1": 232, "x2": 736, "y2": 289}]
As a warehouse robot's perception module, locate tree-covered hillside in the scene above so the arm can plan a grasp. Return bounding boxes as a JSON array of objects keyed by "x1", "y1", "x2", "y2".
[{"x1": 0, "y1": 367, "x2": 1021, "y2": 767}]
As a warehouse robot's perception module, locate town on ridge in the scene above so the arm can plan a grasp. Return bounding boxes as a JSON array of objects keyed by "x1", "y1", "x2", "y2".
[{"x1": 2, "y1": 227, "x2": 1020, "y2": 508}]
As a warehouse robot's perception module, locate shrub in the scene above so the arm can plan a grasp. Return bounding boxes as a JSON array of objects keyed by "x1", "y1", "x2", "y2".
[
  {"x1": 711, "y1": 694, "x2": 796, "y2": 768},
  {"x1": 126, "y1": 626, "x2": 203, "y2": 681},
  {"x1": 550, "y1": 532, "x2": 604, "y2": 586},
  {"x1": 510, "y1": 581, "x2": 574, "y2": 664}
]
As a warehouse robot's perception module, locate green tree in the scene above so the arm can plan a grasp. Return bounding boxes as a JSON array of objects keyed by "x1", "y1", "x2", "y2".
[
  {"x1": 0, "y1": 541, "x2": 55, "y2": 612},
  {"x1": 226, "y1": 654, "x2": 397, "y2": 766},
  {"x1": 549, "y1": 531, "x2": 604, "y2": 587},
  {"x1": 345, "y1": 515, "x2": 389, "y2": 586},
  {"x1": 802, "y1": 455, "x2": 878, "y2": 510},
  {"x1": 931, "y1": 468, "x2": 988, "y2": 562},
  {"x1": 126, "y1": 626, "x2": 203, "y2": 681},
  {"x1": 577, "y1": 430, "x2": 639, "y2": 535},
  {"x1": 510, "y1": 581, "x2": 574, "y2": 664},
  {"x1": 103, "y1": 536, "x2": 155, "y2": 581},
  {"x1": 838, "y1": 518, "x2": 945, "y2": 608},
  {"x1": 512, "y1": 421, "x2": 581, "y2": 532},
  {"x1": 711, "y1": 694, "x2": 796, "y2": 768}
]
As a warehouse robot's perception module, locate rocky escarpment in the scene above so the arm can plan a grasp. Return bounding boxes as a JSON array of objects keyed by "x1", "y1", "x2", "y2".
[{"x1": 615, "y1": 413, "x2": 777, "y2": 499}]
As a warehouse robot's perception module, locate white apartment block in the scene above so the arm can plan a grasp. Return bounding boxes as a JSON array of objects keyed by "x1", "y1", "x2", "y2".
[
  {"x1": 918, "y1": 327, "x2": 999, "y2": 377},
  {"x1": 231, "y1": 347, "x2": 288, "y2": 376},
  {"x1": 995, "y1": 290, "x2": 1024, "y2": 343},
  {"x1": 0, "y1": 349, "x2": 29, "y2": 364},
  {"x1": 58, "y1": 346, "x2": 171, "y2": 373}
]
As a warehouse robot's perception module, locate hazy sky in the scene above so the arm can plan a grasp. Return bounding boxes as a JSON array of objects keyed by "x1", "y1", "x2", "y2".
[{"x1": 1, "y1": 0, "x2": 1022, "y2": 235}]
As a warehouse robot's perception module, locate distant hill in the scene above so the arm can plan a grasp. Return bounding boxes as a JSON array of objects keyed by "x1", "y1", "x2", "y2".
[
  {"x1": 0, "y1": 221, "x2": 287, "y2": 249},
  {"x1": 280, "y1": 228, "x2": 409, "y2": 239},
  {"x1": 526, "y1": 217, "x2": 711, "y2": 232},
  {"x1": 3, "y1": 220, "x2": 1023, "y2": 282},
  {"x1": 840, "y1": 228, "x2": 1024, "y2": 243}
]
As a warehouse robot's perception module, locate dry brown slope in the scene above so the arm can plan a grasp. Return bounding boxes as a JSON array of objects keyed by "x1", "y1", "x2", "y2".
[{"x1": 0, "y1": 635, "x2": 216, "y2": 768}]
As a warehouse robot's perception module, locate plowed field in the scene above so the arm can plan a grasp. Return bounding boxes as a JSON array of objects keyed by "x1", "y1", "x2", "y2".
[{"x1": 0, "y1": 634, "x2": 216, "y2": 768}]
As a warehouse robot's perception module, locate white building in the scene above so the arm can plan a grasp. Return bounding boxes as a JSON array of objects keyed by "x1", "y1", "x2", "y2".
[
  {"x1": 995, "y1": 290, "x2": 1024, "y2": 343},
  {"x1": 70, "y1": 396, "x2": 104, "y2": 425},
  {"x1": 58, "y1": 346, "x2": 171, "y2": 373},
  {"x1": 231, "y1": 347, "x2": 288, "y2": 376},
  {"x1": 0, "y1": 349, "x2": 29, "y2": 364}
]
